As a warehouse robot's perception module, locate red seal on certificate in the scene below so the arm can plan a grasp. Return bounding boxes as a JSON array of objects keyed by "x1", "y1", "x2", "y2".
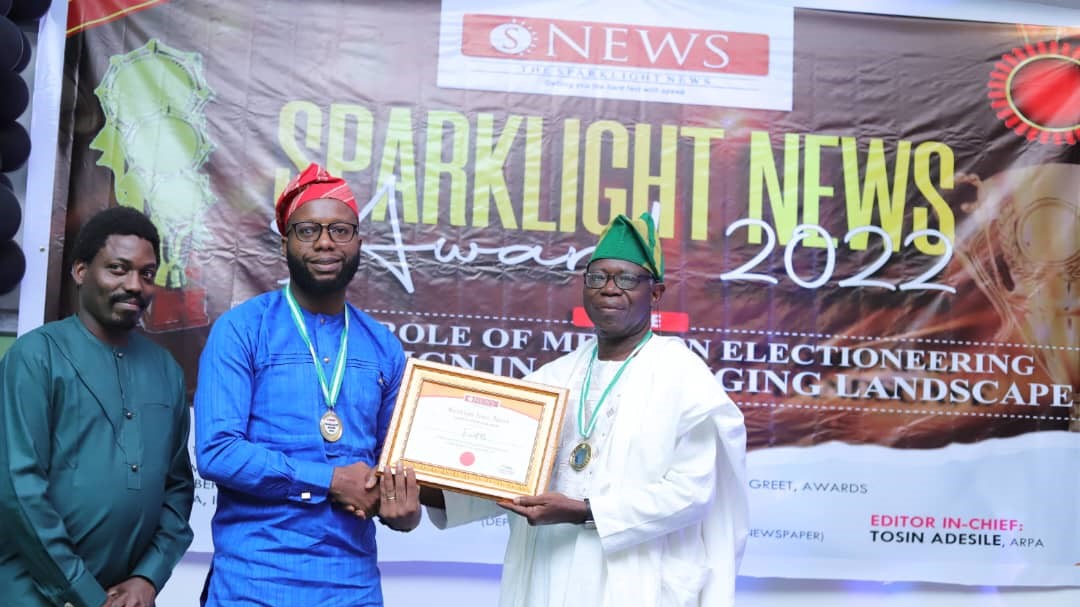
[{"x1": 459, "y1": 451, "x2": 476, "y2": 467}]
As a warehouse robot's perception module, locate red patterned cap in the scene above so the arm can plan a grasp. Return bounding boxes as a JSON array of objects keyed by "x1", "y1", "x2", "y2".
[{"x1": 275, "y1": 163, "x2": 358, "y2": 234}]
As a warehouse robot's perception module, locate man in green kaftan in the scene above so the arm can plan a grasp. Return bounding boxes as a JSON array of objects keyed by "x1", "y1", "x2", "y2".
[{"x1": 0, "y1": 207, "x2": 194, "y2": 607}]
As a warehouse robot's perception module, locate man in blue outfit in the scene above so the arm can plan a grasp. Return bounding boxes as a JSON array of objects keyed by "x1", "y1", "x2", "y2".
[
  {"x1": 0, "y1": 207, "x2": 194, "y2": 607},
  {"x1": 195, "y1": 164, "x2": 420, "y2": 606}
]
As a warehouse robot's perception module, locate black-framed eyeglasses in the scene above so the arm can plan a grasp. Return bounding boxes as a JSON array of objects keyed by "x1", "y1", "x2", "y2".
[
  {"x1": 584, "y1": 271, "x2": 653, "y2": 290},
  {"x1": 286, "y1": 222, "x2": 359, "y2": 243}
]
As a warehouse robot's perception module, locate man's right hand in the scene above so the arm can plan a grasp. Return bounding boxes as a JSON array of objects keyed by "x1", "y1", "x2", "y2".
[{"x1": 329, "y1": 461, "x2": 380, "y2": 518}]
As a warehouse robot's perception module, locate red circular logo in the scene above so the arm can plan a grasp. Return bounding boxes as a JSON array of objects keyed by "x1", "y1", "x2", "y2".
[
  {"x1": 988, "y1": 40, "x2": 1080, "y2": 145},
  {"x1": 459, "y1": 451, "x2": 476, "y2": 466}
]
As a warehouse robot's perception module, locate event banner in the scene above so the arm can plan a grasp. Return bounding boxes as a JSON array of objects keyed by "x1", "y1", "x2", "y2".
[{"x1": 51, "y1": 0, "x2": 1079, "y2": 586}]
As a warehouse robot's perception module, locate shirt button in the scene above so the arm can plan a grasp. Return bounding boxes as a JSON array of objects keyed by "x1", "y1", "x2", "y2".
[
  {"x1": 320, "y1": 318, "x2": 325, "y2": 325},
  {"x1": 323, "y1": 357, "x2": 330, "y2": 363},
  {"x1": 125, "y1": 410, "x2": 134, "y2": 419},
  {"x1": 64, "y1": 603, "x2": 74, "y2": 607},
  {"x1": 116, "y1": 352, "x2": 124, "y2": 358},
  {"x1": 130, "y1": 464, "x2": 139, "y2": 472}
]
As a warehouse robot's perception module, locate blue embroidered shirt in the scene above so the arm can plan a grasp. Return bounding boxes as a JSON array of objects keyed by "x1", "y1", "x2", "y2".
[{"x1": 194, "y1": 290, "x2": 405, "y2": 607}]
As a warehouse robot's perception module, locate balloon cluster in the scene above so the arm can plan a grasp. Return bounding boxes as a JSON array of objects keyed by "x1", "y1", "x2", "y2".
[{"x1": 0, "y1": 0, "x2": 51, "y2": 295}]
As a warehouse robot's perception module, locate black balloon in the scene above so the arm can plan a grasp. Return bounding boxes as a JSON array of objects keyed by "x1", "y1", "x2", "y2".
[
  {"x1": 0, "y1": 15, "x2": 21, "y2": 71},
  {"x1": 0, "y1": 238, "x2": 25, "y2": 295},
  {"x1": 0, "y1": 182, "x2": 20, "y2": 241},
  {"x1": 12, "y1": 29, "x2": 28, "y2": 72},
  {"x1": 0, "y1": 69, "x2": 28, "y2": 121},
  {"x1": 0, "y1": 120, "x2": 30, "y2": 172},
  {"x1": 8, "y1": 0, "x2": 50, "y2": 22}
]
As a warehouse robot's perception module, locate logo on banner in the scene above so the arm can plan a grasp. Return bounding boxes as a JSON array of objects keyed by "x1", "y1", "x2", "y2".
[
  {"x1": 487, "y1": 20, "x2": 537, "y2": 55},
  {"x1": 988, "y1": 30, "x2": 1080, "y2": 145},
  {"x1": 463, "y1": 14, "x2": 769, "y2": 76},
  {"x1": 90, "y1": 39, "x2": 217, "y2": 332},
  {"x1": 439, "y1": 1, "x2": 793, "y2": 110}
]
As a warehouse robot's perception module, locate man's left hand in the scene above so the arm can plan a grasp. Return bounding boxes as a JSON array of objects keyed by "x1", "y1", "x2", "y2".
[
  {"x1": 498, "y1": 492, "x2": 588, "y2": 526},
  {"x1": 104, "y1": 577, "x2": 156, "y2": 607}
]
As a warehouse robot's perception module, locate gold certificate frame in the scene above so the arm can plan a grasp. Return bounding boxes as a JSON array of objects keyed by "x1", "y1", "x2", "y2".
[{"x1": 377, "y1": 358, "x2": 568, "y2": 500}]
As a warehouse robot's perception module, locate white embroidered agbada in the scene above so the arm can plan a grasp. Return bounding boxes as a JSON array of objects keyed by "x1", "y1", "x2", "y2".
[{"x1": 429, "y1": 335, "x2": 748, "y2": 607}]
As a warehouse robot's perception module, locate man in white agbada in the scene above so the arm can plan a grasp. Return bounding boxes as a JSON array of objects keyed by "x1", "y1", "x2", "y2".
[{"x1": 424, "y1": 212, "x2": 749, "y2": 607}]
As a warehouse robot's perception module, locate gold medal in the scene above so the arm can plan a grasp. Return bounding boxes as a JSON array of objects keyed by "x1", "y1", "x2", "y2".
[
  {"x1": 320, "y1": 410, "x2": 343, "y2": 442},
  {"x1": 570, "y1": 442, "x2": 592, "y2": 471}
]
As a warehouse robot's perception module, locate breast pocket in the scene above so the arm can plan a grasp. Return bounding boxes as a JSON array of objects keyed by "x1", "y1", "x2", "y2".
[
  {"x1": 331, "y1": 361, "x2": 384, "y2": 457},
  {"x1": 254, "y1": 353, "x2": 325, "y2": 435},
  {"x1": 138, "y1": 401, "x2": 178, "y2": 475}
]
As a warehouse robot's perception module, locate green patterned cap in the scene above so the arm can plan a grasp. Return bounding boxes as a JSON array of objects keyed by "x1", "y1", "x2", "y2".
[{"x1": 588, "y1": 212, "x2": 664, "y2": 281}]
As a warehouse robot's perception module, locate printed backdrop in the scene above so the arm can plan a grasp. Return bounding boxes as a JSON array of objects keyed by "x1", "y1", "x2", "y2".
[{"x1": 49, "y1": 0, "x2": 1079, "y2": 586}]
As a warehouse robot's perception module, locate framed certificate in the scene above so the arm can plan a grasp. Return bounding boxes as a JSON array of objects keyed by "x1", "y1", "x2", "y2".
[{"x1": 377, "y1": 358, "x2": 568, "y2": 500}]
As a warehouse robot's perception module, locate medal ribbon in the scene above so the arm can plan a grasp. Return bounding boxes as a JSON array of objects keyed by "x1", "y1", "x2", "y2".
[
  {"x1": 284, "y1": 287, "x2": 349, "y2": 411},
  {"x1": 577, "y1": 331, "x2": 652, "y2": 440}
]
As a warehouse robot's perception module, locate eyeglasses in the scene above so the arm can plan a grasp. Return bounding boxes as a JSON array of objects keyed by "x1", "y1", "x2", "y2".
[
  {"x1": 287, "y1": 222, "x2": 359, "y2": 243},
  {"x1": 583, "y1": 271, "x2": 653, "y2": 290}
]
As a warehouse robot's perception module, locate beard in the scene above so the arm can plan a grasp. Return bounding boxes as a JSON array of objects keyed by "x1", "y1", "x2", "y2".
[
  {"x1": 286, "y1": 249, "x2": 361, "y2": 296},
  {"x1": 108, "y1": 292, "x2": 149, "y2": 329}
]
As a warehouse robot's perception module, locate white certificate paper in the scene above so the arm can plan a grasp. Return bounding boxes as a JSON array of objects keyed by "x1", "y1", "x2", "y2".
[
  {"x1": 404, "y1": 395, "x2": 540, "y2": 484},
  {"x1": 379, "y1": 358, "x2": 567, "y2": 499}
]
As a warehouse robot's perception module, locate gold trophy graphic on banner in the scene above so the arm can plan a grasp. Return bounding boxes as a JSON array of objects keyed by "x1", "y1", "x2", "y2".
[
  {"x1": 954, "y1": 163, "x2": 1080, "y2": 430},
  {"x1": 90, "y1": 39, "x2": 216, "y2": 331}
]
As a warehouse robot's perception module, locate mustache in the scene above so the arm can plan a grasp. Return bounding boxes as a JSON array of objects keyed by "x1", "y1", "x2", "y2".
[{"x1": 110, "y1": 293, "x2": 149, "y2": 309}]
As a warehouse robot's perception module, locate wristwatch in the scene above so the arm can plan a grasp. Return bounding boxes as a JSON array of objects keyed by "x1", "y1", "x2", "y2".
[{"x1": 582, "y1": 498, "x2": 596, "y2": 529}]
